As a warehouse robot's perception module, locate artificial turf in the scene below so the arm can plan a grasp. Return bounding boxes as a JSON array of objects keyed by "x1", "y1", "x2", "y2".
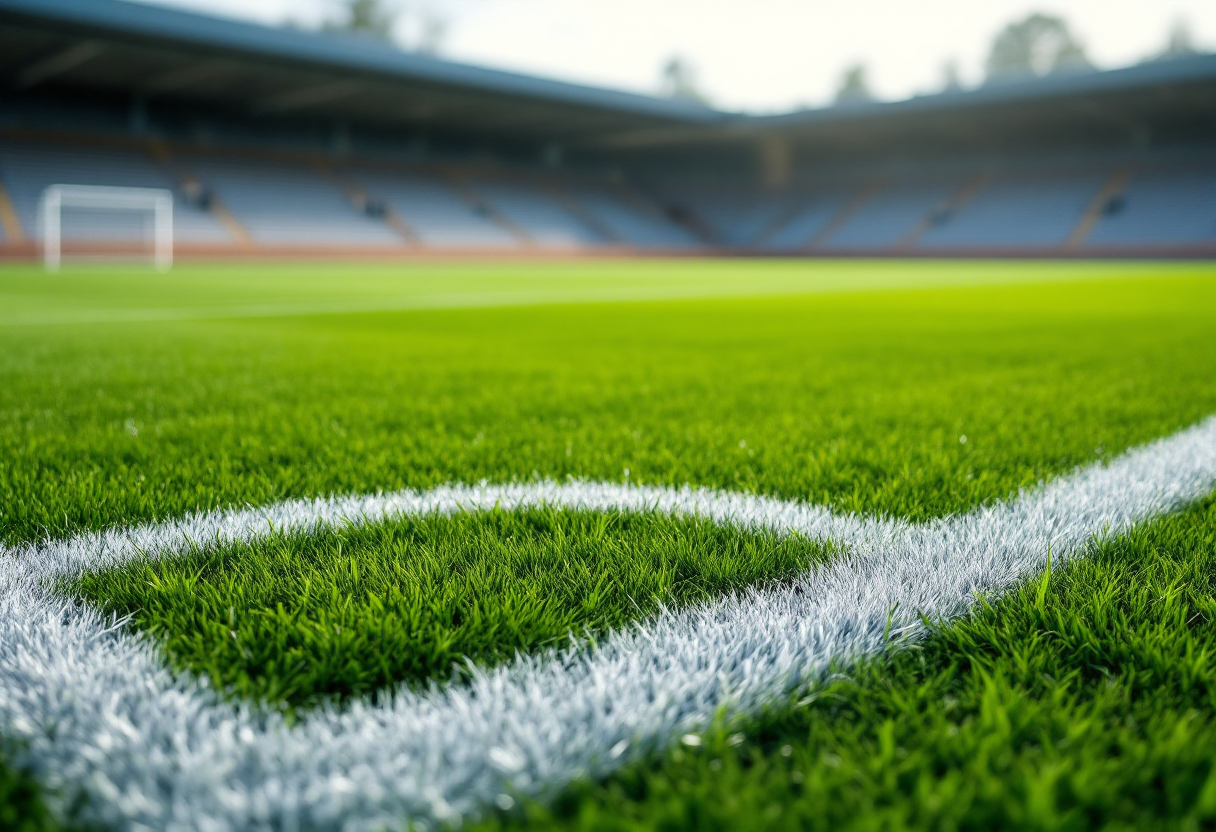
[
  {"x1": 2, "y1": 259, "x2": 1216, "y2": 829},
  {"x1": 470, "y1": 492, "x2": 1216, "y2": 832}
]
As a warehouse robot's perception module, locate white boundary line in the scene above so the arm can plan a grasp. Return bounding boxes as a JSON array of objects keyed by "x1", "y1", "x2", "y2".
[
  {"x1": 2, "y1": 263, "x2": 1143, "y2": 328},
  {"x1": 2, "y1": 416, "x2": 1216, "y2": 831}
]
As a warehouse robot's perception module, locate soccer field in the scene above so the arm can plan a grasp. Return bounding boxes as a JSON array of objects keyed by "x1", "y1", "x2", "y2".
[{"x1": 3, "y1": 259, "x2": 1216, "y2": 830}]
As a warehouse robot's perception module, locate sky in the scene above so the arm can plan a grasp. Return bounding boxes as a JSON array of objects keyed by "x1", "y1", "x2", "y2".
[{"x1": 137, "y1": 0, "x2": 1216, "y2": 113}]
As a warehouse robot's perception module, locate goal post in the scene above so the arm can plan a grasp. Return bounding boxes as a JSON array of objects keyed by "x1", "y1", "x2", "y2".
[{"x1": 40, "y1": 184, "x2": 174, "y2": 272}]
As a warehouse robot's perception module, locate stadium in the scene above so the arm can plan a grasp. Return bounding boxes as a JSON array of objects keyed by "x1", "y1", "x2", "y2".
[
  {"x1": 1, "y1": 0, "x2": 1215, "y2": 258},
  {"x1": 1, "y1": 0, "x2": 1216, "y2": 830}
]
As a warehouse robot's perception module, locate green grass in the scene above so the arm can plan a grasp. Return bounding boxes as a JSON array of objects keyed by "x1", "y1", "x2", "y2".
[
  {"x1": 471, "y1": 493, "x2": 1216, "y2": 832},
  {"x1": 0, "y1": 752, "x2": 60, "y2": 832},
  {"x1": 0, "y1": 259, "x2": 1162, "y2": 326},
  {"x1": 3, "y1": 259, "x2": 1216, "y2": 829},
  {"x1": 3, "y1": 261, "x2": 1215, "y2": 548},
  {"x1": 69, "y1": 509, "x2": 830, "y2": 709}
]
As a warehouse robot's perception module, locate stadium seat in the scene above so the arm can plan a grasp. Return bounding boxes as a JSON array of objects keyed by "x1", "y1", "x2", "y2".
[
  {"x1": 1086, "y1": 161, "x2": 1216, "y2": 247},
  {"x1": 0, "y1": 140, "x2": 232, "y2": 244},
  {"x1": 178, "y1": 154, "x2": 402, "y2": 246}
]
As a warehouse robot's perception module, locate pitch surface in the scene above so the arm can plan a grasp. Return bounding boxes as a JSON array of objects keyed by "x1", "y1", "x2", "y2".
[{"x1": 1, "y1": 259, "x2": 1214, "y2": 830}]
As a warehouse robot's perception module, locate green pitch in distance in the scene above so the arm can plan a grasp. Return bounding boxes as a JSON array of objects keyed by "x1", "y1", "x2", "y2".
[{"x1": 2, "y1": 258, "x2": 1215, "y2": 830}]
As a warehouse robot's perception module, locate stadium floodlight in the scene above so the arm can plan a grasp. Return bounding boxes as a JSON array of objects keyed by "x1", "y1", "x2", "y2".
[{"x1": 40, "y1": 184, "x2": 173, "y2": 272}]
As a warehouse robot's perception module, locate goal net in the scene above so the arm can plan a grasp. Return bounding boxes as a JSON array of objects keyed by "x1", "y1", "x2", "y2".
[{"x1": 40, "y1": 184, "x2": 173, "y2": 271}]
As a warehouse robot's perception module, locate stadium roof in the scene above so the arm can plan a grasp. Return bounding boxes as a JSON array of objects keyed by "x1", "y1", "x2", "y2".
[
  {"x1": 0, "y1": 0, "x2": 724, "y2": 143},
  {"x1": 3, "y1": 0, "x2": 1215, "y2": 154},
  {"x1": 607, "y1": 54, "x2": 1216, "y2": 155}
]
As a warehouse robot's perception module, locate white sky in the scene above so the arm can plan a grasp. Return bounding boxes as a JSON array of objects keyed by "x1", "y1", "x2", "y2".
[{"x1": 137, "y1": 0, "x2": 1216, "y2": 113}]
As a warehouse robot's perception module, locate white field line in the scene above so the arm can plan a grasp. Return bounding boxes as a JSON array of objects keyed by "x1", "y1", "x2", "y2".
[
  {"x1": 3, "y1": 285, "x2": 771, "y2": 327},
  {"x1": 2, "y1": 416, "x2": 1216, "y2": 831},
  {"x1": 1, "y1": 264, "x2": 1138, "y2": 327}
]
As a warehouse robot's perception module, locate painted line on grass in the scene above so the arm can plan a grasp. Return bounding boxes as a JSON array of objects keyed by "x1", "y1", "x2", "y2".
[
  {"x1": 2, "y1": 263, "x2": 1146, "y2": 327},
  {"x1": 5, "y1": 284, "x2": 855, "y2": 327},
  {"x1": 3, "y1": 285, "x2": 771, "y2": 326},
  {"x1": 2, "y1": 416, "x2": 1216, "y2": 831}
]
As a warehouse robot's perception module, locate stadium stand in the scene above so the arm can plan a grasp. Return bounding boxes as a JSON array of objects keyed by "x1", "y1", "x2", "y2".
[
  {"x1": 821, "y1": 178, "x2": 962, "y2": 251},
  {"x1": 1085, "y1": 160, "x2": 1216, "y2": 249},
  {"x1": 467, "y1": 179, "x2": 603, "y2": 247},
  {"x1": 350, "y1": 169, "x2": 519, "y2": 248},
  {"x1": 566, "y1": 186, "x2": 700, "y2": 248},
  {"x1": 916, "y1": 166, "x2": 1109, "y2": 250},
  {"x1": 176, "y1": 153, "x2": 401, "y2": 246},
  {"x1": 652, "y1": 183, "x2": 803, "y2": 246},
  {"x1": 0, "y1": 0, "x2": 1214, "y2": 259},
  {"x1": 0, "y1": 139, "x2": 232, "y2": 245},
  {"x1": 758, "y1": 187, "x2": 857, "y2": 250}
]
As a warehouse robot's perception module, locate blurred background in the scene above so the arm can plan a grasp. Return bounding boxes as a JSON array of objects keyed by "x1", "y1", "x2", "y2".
[
  {"x1": 144, "y1": 0, "x2": 1215, "y2": 112},
  {"x1": 0, "y1": 0, "x2": 1213, "y2": 261}
]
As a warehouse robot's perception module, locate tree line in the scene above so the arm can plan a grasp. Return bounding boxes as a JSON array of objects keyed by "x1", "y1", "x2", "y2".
[
  {"x1": 312, "y1": 3, "x2": 1204, "y2": 108},
  {"x1": 834, "y1": 13, "x2": 1202, "y2": 106}
]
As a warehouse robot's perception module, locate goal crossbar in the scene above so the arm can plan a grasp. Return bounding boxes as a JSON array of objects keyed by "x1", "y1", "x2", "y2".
[{"x1": 40, "y1": 184, "x2": 173, "y2": 272}]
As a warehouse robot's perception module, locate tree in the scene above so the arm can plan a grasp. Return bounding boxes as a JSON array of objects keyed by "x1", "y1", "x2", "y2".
[
  {"x1": 940, "y1": 59, "x2": 963, "y2": 93},
  {"x1": 1155, "y1": 18, "x2": 1198, "y2": 60},
  {"x1": 320, "y1": 0, "x2": 450, "y2": 54},
  {"x1": 985, "y1": 13, "x2": 1090, "y2": 81},
  {"x1": 324, "y1": 0, "x2": 399, "y2": 41},
  {"x1": 834, "y1": 63, "x2": 872, "y2": 104},
  {"x1": 416, "y1": 13, "x2": 447, "y2": 55},
  {"x1": 660, "y1": 57, "x2": 709, "y2": 104}
]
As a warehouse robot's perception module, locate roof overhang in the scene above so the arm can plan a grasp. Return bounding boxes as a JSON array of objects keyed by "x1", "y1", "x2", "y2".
[
  {"x1": 603, "y1": 55, "x2": 1216, "y2": 156},
  {"x1": 2, "y1": 0, "x2": 1214, "y2": 158},
  {"x1": 0, "y1": 0, "x2": 726, "y2": 145}
]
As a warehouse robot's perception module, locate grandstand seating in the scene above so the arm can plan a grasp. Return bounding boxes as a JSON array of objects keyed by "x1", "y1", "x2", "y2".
[
  {"x1": 652, "y1": 184, "x2": 799, "y2": 246},
  {"x1": 820, "y1": 179, "x2": 962, "y2": 250},
  {"x1": 177, "y1": 154, "x2": 400, "y2": 246},
  {"x1": 0, "y1": 135, "x2": 1213, "y2": 257},
  {"x1": 468, "y1": 179, "x2": 603, "y2": 247},
  {"x1": 565, "y1": 186, "x2": 699, "y2": 248},
  {"x1": 1085, "y1": 163, "x2": 1216, "y2": 248},
  {"x1": 1, "y1": 0, "x2": 1212, "y2": 261},
  {"x1": 352, "y1": 169, "x2": 518, "y2": 248},
  {"x1": 0, "y1": 140, "x2": 231, "y2": 244},
  {"x1": 916, "y1": 168, "x2": 1108, "y2": 250},
  {"x1": 758, "y1": 187, "x2": 856, "y2": 250}
]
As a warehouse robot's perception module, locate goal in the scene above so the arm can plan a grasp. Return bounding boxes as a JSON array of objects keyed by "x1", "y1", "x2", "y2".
[{"x1": 40, "y1": 184, "x2": 173, "y2": 272}]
